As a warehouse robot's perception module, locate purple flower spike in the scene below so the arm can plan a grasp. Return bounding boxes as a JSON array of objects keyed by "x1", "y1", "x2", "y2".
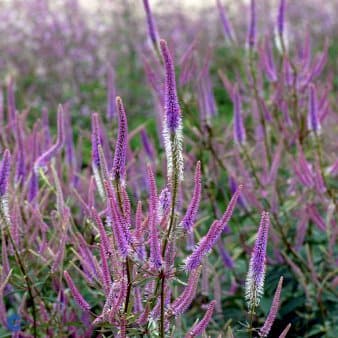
[
  {"x1": 233, "y1": 86, "x2": 246, "y2": 145},
  {"x1": 259, "y1": 276, "x2": 283, "y2": 337},
  {"x1": 307, "y1": 84, "x2": 321, "y2": 134},
  {"x1": 64, "y1": 271, "x2": 91, "y2": 312},
  {"x1": 216, "y1": 0, "x2": 235, "y2": 44},
  {"x1": 147, "y1": 165, "x2": 162, "y2": 269},
  {"x1": 140, "y1": 128, "x2": 155, "y2": 160},
  {"x1": 160, "y1": 39, "x2": 181, "y2": 133},
  {"x1": 0, "y1": 149, "x2": 11, "y2": 197},
  {"x1": 245, "y1": 211, "x2": 270, "y2": 309},
  {"x1": 180, "y1": 161, "x2": 201, "y2": 232},
  {"x1": 104, "y1": 180, "x2": 130, "y2": 258},
  {"x1": 143, "y1": 0, "x2": 159, "y2": 50},
  {"x1": 277, "y1": 0, "x2": 286, "y2": 39},
  {"x1": 185, "y1": 185, "x2": 242, "y2": 270},
  {"x1": 112, "y1": 97, "x2": 128, "y2": 182},
  {"x1": 247, "y1": 0, "x2": 256, "y2": 50},
  {"x1": 34, "y1": 105, "x2": 65, "y2": 173},
  {"x1": 185, "y1": 300, "x2": 216, "y2": 338},
  {"x1": 169, "y1": 266, "x2": 202, "y2": 316}
]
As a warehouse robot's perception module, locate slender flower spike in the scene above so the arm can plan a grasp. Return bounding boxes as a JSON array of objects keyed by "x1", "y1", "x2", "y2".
[
  {"x1": 185, "y1": 185, "x2": 242, "y2": 270},
  {"x1": 64, "y1": 271, "x2": 91, "y2": 312},
  {"x1": 106, "y1": 67, "x2": 116, "y2": 119},
  {"x1": 245, "y1": 211, "x2": 270, "y2": 309},
  {"x1": 160, "y1": 39, "x2": 184, "y2": 182},
  {"x1": 233, "y1": 86, "x2": 246, "y2": 145},
  {"x1": 307, "y1": 84, "x2": 321, "y2": 134},
  {"x1": 185, "y1": 300, "x2": 216, "y2": 338},
  {"x1": 247, "y1": 0, "x2": 256, "y2": 50},
  {"x1": 143, "y1": 0, "x2": 159, "y2": 50},
  {"x1": 216, "y1": 0, "x2": 235, "y2": 43},
  {"x1": 112, "y1": 97, "x2": 128, "y2": 182},
  {"x1": 160, "y1": 39, "x2": 181, "y2": 132},
  {"x1": 34, "y1": 105, "x2": 65, "y2": 173},
  {"x1": 277, "y1": 0, "x2": 286, "y2": 39},
  {"x1": 0, "y1": 150, "x2": 11, "y2": 197},
  {"x1": 259, "y1": 276, "x2": 283, "y2": 337},
  {"x1": 180, "y1": 161, "x2": 201, "y2": 232},
  {"x1": 147, "y1": 165, "x2": 162, "y2": 269},
  {"x1": 169, "y1": 266, "x2": 202, "y2": 316}
]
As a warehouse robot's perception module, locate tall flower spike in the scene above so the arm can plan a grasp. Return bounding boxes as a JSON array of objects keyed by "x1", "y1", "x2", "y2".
[
  {"x1": 233, "y1": 86, "x2": 246, "y2": 145},
  {"x1": 160, "y1": 39, "x2": 181, "y2": 132},
  {"x1": 180, "y1": 161, "x2": 201, "y2": 232},
  {"x1": 216, "y1": 0, "x2": 235, "y2": 43},
  {"x1": 64, "y1": 271, "x2": 91, "y2": 312},
  {"x1": 34, "y1": 105, "x2": 65, "y2": 173},
  {"x1": 245, "y1": 211, "x2": 270, "y2": 309},
  {"x1": 160, "y1": 39, "x2": 184, "y2": 182},
  {"x1": 259, "y1": 276, "x2": 283, "y2": 337},
  {"x1": 185, "y1": 300, "x2": 216, "y2": 338},
  {"x1": 247, "y1": 0, "x2": 256, "y2": 50},
  {"x1": 143, "y1": 0, "x2": 159, "y2": 50},
  {"x1": 147, "y1": 165, "x2": 162, "y2": 269},
  {"x1": 307, "y1": 84, "x2": 321, "y2": 134},
  {"x1": 112, "y1": 97, "x2": 128, "y2": 182},
  {"x1": 0, "y1": 149, "x2": 11, "y2": 197},
  {"x1": 185, "y1": 185, "x2": 242, "y2": 271}
]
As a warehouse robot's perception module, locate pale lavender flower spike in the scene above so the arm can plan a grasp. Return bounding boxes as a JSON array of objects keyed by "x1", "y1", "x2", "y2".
[
  {"x1": 34, "y1": 105, "x2": 65, "y2": 173},
  {"x1": 233, "y1": 85, "x2": 246, "y2": 145},
  {"x1": 247, "y1": 0, "x2": 256, "y2": 49},
  {"x1": 112, "y1": 97, "x2": 128, "y2": 182},
  {"x1": 143, "y1": 0, "x2": 159, "y2": 50},
  {"x1": 278, "y1": 323, "x2": 291, "y2": 338},
  {"x1": 245, "y1": 211, "x2": 270, "y2": 309},
  {"x1": 64, "y1": 271, "x2": 91, "y2": 312},
  {"x1": 0, "y1": 149, "x2": 11, "y2": 197},
  {"x1": 180, "y1": 161, "x2": 201, "y2": 232},
  {"x1": 185, "y1": 300, "x2": 216, "y2": 338},
  {"x1": 106, "y1": 66, "x2": 116, "y2": 119},
  {"x1": 160, "y1": 39, "x2": 181, "y2": 133},
  {"x1": 259, "y1": 276, "x2": 283, "y2": 337},
  {"x1": 185, "y1": 185, "x2": 242, "y2": 270},
  {"x1": 307, "y1": 83, "x2": 321, "y2": 134},
  {"x1": 168, "y1": 266, "x2": 202, "y2": 316}
]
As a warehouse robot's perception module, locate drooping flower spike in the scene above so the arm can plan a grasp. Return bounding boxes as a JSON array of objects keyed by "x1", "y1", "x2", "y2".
[
  {"x1": 185, "y1": 185, "x2": 242, "y2": 270},
  {"x1": 185, "y1": 300, "x2": 216, "y2": 338},
  {"x1": 245, "y1": 211, "x2": 270, "y2": 309},
  {"x1": 34, "y1": 104, "x2": 65, "y2": 173},
  {"x1": 64, "y1": 271, "x2": 91, "y2": 312},
  {"x1": 180, "y1": 161, "x2": 201, "y2": 232}
]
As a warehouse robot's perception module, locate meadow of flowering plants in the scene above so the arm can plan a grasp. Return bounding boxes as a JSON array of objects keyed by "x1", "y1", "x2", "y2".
[{"x1": 0, "y1": 0, "x2": 337, "y2": 337}]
